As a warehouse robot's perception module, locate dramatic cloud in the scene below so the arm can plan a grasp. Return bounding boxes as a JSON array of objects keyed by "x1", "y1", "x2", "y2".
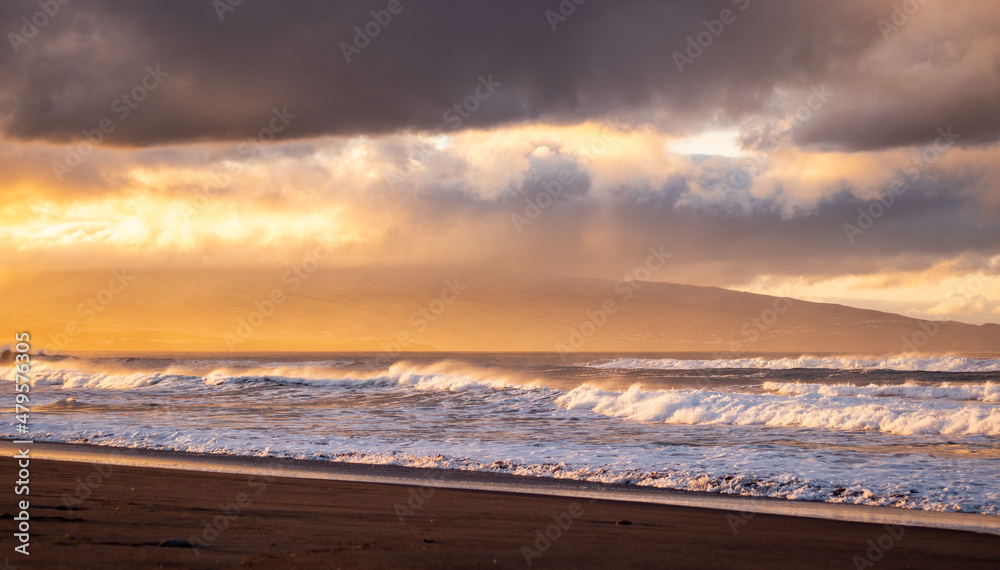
[
  {"x1": 1, "y1": 0, "x2": 997, "y2": 150},
  {"x1": 3, "y1": 128, "x2": 998, "y2": 280},
  {"x1": 2, "y1": 0, "x2": 999, "y2": 328}
]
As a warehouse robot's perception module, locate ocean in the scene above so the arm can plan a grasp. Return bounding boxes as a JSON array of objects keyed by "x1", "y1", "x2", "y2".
[{"x1": 6, "y1": 352, "x2": 1000, "y2": 515}]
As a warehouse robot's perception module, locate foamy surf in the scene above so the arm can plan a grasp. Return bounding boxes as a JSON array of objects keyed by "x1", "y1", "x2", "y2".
[
  {"x1": 556, "y1": 384, "x2": 1000, "y2": 436},
  {"x1": 589, "y1": 356, "x2": 1000, "y2": 372},
  {"x1": 7, "y1": 440, "x2": 999, "y2": 536},
  {"x1": 3, "y1": 360, "x2": 537, "y2": 393},
  {"x1": 763, "y1": 381, "x2": 1000, "y2": 403},
  {"x1": 6, "y1": 353, "x2": 1000, "y2": 516}
]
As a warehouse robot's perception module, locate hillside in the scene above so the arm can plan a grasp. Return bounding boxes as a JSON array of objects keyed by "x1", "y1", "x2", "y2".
[{"x1": 5, "y1": 269, "x2": 998, "y2": 354}]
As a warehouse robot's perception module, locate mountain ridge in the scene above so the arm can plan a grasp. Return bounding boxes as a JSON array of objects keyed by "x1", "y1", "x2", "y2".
[{"x1": 5, "y1": 269, "x2": 998, "y2": 353}]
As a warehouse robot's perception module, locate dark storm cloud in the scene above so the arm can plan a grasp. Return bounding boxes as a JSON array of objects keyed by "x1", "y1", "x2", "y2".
[{"x1": 5, "y1": 0, "x2": 994, "y2": 150}]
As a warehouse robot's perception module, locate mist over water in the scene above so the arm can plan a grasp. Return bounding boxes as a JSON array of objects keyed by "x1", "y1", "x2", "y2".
[{"x1": 5, "y1": 352, "x2": 1000, "y2": 515}]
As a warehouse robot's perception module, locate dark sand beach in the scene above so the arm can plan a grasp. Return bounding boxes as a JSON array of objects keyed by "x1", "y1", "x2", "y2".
[{"x1": 4, "y1": 451, "x2": 999, "y2": 569}]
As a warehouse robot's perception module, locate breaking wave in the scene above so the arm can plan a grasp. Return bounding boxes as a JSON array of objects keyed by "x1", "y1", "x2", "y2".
[
  {"x1": 1, "y1": 360, "x2": 536, "y2": 393},
  {"x1": 590, "y1": 356, "x2": 1000, "y2": 373},
  {"x1": 763, "y1": 381, "x2": 1000, "y2": 403},
  {"x1": 556, "y1": 384, "x2": 1000, "y2": 436}
]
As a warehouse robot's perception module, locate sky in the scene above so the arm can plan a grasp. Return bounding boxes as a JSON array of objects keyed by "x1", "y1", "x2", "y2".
[{"x1": 2, "y1": 0, "x2": 1000, "y2": 341}]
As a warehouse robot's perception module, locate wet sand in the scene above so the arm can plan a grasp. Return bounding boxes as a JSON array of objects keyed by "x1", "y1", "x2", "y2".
[{"x1": 3, "y1": 452, "x2": 1000, "y2": 569}]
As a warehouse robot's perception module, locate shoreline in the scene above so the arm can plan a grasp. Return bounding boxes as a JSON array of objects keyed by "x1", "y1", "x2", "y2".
[
  {"x1": 3, "y1": 447, "x2": 1000, "y2": 568},
  {"x1": 5, "y1": 439, "x2": 1000, "y2": 536}
]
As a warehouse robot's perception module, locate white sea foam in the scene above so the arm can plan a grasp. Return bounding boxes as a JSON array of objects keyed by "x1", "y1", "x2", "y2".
[
  {"x1": 22, "y1": 429, "x2": 999, "y2": 515},
  {"x1": 7, "y1": 356, "x2": 1000, "y2": 515},
  {"x1": 556, "y1": 384, "x2": 1000, "y2": 436},
  {"x1": 590, "y1": 356, "x2": 1000, "y2": 372},
  {"x1": 8, "y1": 367, "x2": 201, "y2": 390},
  {"x1": 763, "y1": 381, "x2": 1000, "y2": 403},
  {"x1": 4, "y1": 360, "x2": 535, "y2": 393}
]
